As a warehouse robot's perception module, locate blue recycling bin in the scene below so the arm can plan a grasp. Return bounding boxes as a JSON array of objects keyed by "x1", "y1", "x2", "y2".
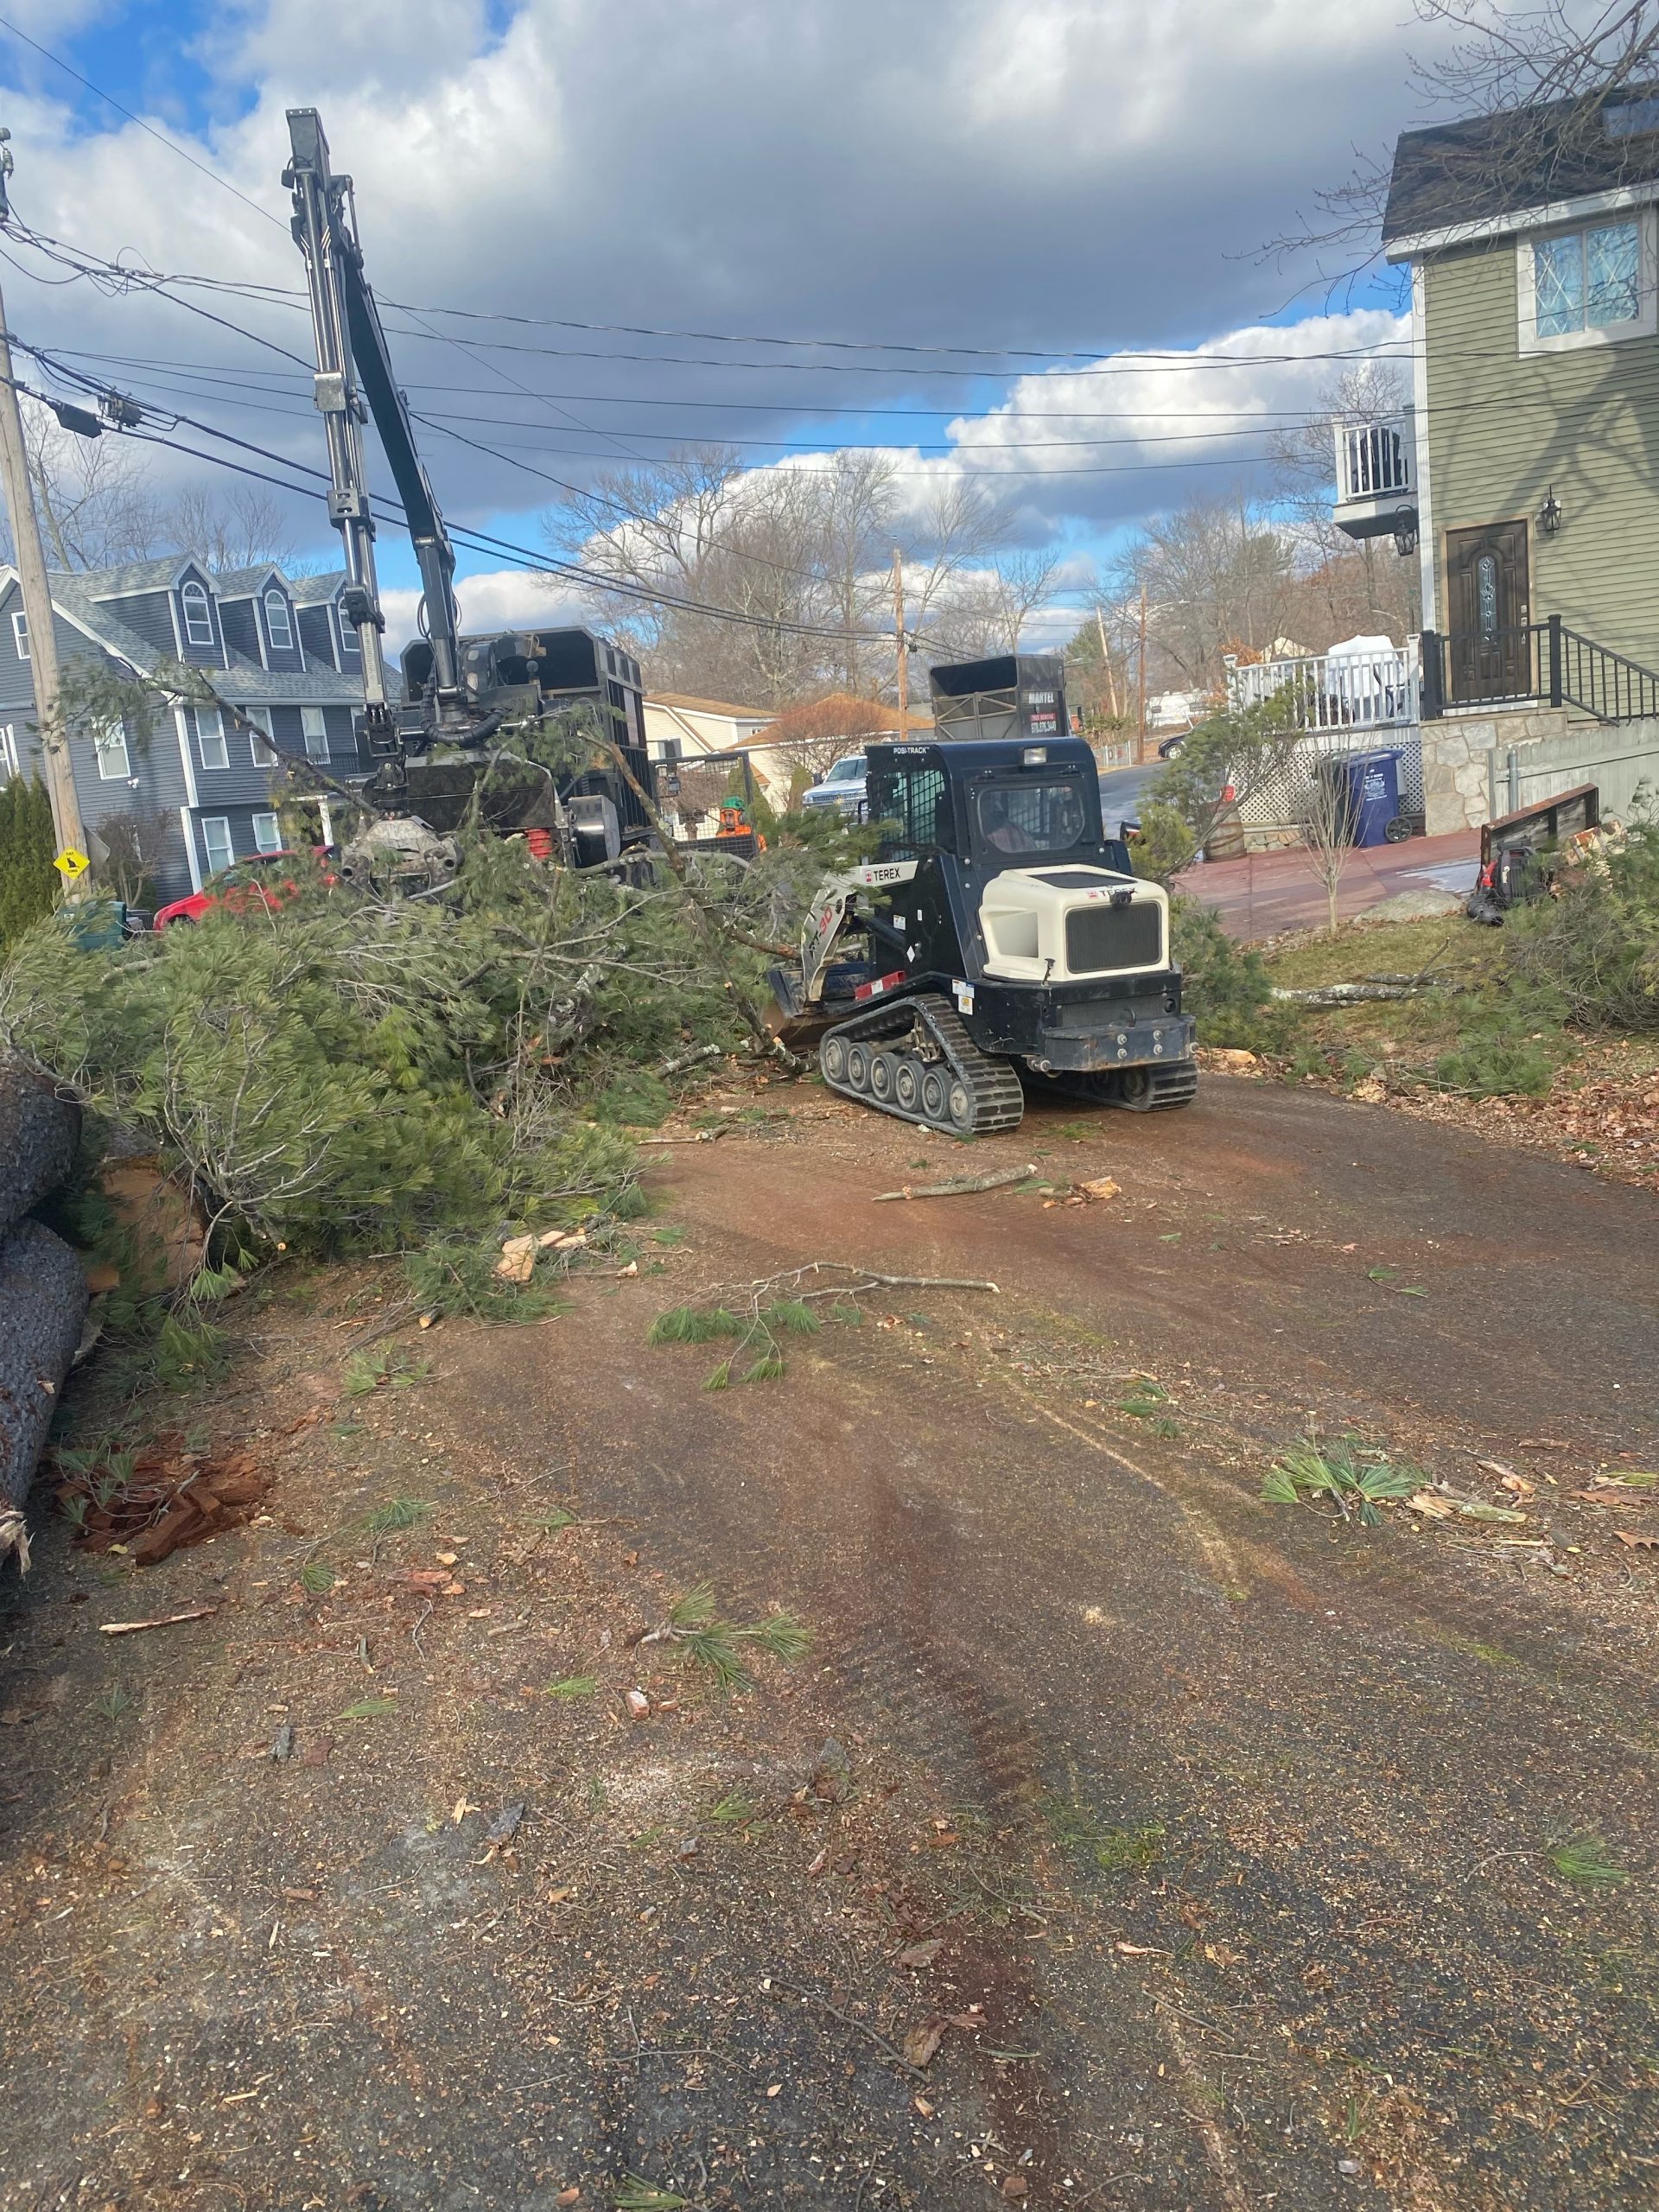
[{"x1": 1345, "y1": 748, "x2": 1402, "y2": 847}]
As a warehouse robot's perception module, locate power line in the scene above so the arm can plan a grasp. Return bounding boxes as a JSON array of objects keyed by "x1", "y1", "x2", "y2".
[{"x1": 0, "y1": 12, "x2": 286, "y2": 234}]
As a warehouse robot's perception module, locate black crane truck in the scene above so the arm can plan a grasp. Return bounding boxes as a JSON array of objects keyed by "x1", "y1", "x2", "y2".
[{"x1": 772, "y1": 653, "x2": 1198, "y2": 1138}]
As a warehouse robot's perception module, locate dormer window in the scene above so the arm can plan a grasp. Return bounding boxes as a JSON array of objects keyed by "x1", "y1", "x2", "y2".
[
  {"x1": 264, "y1": 589, "x2": 293, "y2": 651},
  {"x1": 181, "y1": 581, "x2": 214, "y2": 647},
  {"x1": 338, "y1": 607, "x2": 360, "y2": 658}
]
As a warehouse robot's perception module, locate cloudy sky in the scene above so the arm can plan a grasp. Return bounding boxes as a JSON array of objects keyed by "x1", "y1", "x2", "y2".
[{"x1": 0, "y1": 0, "x2": 1433, "y2": 647}]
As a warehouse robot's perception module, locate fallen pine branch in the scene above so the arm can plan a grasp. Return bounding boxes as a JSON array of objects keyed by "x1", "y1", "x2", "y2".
[
  {"x1": 99, "y1": 1605, "x2": 219, "y2": 1637},
  {"x1": 874, "y1": 1164, "x2": 1037, "y2": 1202},
  {"x1": 657, "y1": 1044, "x2": 725, "y2": 1077}
]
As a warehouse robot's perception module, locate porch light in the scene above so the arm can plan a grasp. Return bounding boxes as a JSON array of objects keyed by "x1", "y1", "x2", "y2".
[
  {"x1": 1538, "y1": 487, "x2": 1563, "y2": 536},
  {"x1": 1392, "y1": 507, "x2": 1419, "y2": 558}
]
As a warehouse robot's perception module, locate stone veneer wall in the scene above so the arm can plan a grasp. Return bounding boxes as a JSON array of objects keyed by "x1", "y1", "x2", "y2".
[{"x1": 1419, "y1": 708, "x2": 1573, "y2": 834}]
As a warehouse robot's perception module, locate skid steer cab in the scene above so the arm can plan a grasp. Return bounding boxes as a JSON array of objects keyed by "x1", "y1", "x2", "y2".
[{"x1": 772, "y1": 710, "x2": 1198, "y2": 1137}]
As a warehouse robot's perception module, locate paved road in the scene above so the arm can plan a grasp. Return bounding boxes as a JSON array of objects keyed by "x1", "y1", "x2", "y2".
[{"x1": 1097, "y1": 757, "x2": 1163, "y2": 833}]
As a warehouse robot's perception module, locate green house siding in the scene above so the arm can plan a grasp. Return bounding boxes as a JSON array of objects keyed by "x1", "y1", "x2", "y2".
[{"x1": 1423, "y1": 237, "x2": 1659, "y2": 671}]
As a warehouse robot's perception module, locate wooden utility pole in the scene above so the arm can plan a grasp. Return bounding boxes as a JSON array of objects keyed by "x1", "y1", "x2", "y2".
[
  {"x1": 0, "y1": 134, "x2": 82, "y2": 856},
  {"x1": 1135, "y1": 583, "x2": 1148, "y2": 765},
  {"x1": 891, "y1": 548, "x2": 908, "y2": 733},
  {"x1": 1095, "y1": 603, "x2": 1120, "y2": 720}
]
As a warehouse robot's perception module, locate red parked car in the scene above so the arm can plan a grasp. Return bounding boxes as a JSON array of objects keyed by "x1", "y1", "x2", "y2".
[{"x1": 153, "y1": 849, "x2": 334, "y2": 930}]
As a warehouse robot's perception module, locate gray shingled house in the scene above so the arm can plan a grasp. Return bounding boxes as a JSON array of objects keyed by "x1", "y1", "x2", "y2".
[{"x1": 0, "y1": 555, "x2": 371, "y2": 899}]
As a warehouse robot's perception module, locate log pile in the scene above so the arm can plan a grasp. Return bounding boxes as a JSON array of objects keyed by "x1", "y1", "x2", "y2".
[{"x1": 0, "y1": 1060, "x2": 89, "y2": 1567}]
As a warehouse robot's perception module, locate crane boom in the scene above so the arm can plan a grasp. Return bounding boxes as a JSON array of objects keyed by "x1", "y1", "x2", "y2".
[{"x1": 283, "y1": 106, "x2": 472, "y2": 803}]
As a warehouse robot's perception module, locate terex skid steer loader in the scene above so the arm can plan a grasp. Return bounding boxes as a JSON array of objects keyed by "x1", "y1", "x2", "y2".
[{"x1": 770, "y1": 655, "x2": 1198, "y2": 1138}]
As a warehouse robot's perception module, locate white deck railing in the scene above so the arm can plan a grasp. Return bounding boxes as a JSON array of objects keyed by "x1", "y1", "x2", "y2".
[
  {"x1": 1334, "y1": 415, "x2": 1414, "y2": 505},
  {"x1": 1227, "y1": 641, "x2": 1420, "y2": 730}
]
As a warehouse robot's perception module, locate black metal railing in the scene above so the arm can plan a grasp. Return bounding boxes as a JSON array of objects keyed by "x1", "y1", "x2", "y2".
[{"x1": 1421, "y1": 613, "x2": 1659, "y2": 723}]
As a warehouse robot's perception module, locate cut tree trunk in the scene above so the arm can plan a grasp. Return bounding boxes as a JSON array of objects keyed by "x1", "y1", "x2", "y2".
[
  {"x1": 0, "y1": 1058, "x2": 80, "y2": 1239},
  {"x1": 0, "y1": 1218, "x2": 90, "y2": 1566}
]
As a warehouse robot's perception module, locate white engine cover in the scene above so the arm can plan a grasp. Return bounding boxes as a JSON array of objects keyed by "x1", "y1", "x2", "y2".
[{"x1": 977, "y1": 866, "x2": 1168, "y2": 982}]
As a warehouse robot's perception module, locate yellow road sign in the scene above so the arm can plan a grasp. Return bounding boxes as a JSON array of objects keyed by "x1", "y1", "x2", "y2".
[{"x1": 53, "y1": 847, "x2": 90, "y2": 880}]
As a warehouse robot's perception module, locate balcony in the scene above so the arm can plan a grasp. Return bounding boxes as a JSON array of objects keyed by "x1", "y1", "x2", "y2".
[{"x1": 1333, "y1": 412, "x2": 1417, "y2": 544}]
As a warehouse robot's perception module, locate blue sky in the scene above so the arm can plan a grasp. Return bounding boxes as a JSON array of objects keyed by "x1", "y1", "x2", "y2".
[{"x1": 0, "y1": 0, "x2": 1423, "y2": 642}]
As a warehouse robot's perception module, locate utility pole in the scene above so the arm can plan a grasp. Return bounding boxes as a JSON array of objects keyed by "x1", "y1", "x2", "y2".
[
  {"x1": 1095, "y1": 603, "x2": 1120, "y2": 720},
  {"x1": 891, "y1": 548, "x2": 908, "y2": 733},
  {"x1": 0, "y1": 130, "x2": 82, "y2": 857},
  {"x1": 1136, "y1": 582, "x2": 1148, "y2": 766}
]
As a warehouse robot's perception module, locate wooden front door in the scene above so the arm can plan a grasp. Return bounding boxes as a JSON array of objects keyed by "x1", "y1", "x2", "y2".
[{"x1": 1446, "y1": 522, "x2": 1531, "y2": 702}]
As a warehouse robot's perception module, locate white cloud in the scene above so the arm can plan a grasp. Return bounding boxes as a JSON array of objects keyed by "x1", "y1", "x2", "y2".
[
  {"x1": 380, "y1": 568, "x2": 587, "y2": 653},
  {"x1": 0, "y1": 1, "x2": 1429, "y2": 569}
]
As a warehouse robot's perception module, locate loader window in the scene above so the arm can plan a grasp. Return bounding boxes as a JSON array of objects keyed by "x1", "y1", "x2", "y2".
[
  {"x1": 871, "y1": 765, "x2": 949, "y2": 859},
  {"x1": 974, "y1": 778, "x2": 1087, "y2": 859}
]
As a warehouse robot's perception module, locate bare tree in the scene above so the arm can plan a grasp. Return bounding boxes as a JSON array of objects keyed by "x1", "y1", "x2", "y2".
[
  {"x1": 1272, "y1": 2, "x2": 1659, "y2": 259},
  {"x1": 1298, "y1": 761, "x2": 1356, "y2": 934},
  {"x1": 92, "y1": 805, "x2": 177, "y2": 907},
  {"x1": 924, "y1": 548, "x2": 1063, "y2": 662},
  {"x1": 164, "y1": 483, "x2": 308, "y2": 575},
  {"x1": 1108, "y1": 494, "x2": 1299, "y2": 692},
  {"x1": 0, "y1": 401, "x2": 163, "y2": 570},
  {"x1": 539, "y1": 446, "x2": 1010, "y2": 709}
]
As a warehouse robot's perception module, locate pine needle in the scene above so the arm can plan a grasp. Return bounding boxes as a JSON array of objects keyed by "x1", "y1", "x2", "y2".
[
  {"x1": 363, "y1": 1497, "x2": 431, "y2": 1537},
  {"x1": 678, "y1": 1621, "x2": 750, "y2": 1689},
  {"x1": 737, "y1": 1610, "x2": 812, "y2": 1662},
  {"x1": 741, "y1": 1353, "x2": 785, "y2": 1383},
  {"x1": 760, "y1": 1299, "x2": 819, "y2": 1336},
  {"x1": 1547, "y1": 1834, "x2": 1630, "y2": 1888},
  {"x1": 669, "y1": 1581, "x2": 719, "y2": 1630}
]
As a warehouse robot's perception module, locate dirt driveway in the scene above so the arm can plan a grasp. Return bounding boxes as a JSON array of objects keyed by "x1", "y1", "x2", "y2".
[{"x1": 2, "y1": 1077, "x2": 1656, "y2": 2211}]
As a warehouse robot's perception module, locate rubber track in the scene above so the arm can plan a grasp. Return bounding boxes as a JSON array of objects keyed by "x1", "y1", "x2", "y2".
[
  {"x1": 820, "y1": 992, "x2": 1026, "y2": 1136},
  {"x1": 1040, "y1": 1058, "x2": 1199, "y2": 1113}
]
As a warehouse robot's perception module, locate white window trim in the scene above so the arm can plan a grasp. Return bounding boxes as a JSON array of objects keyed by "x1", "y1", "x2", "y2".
[
  {"x1": 246, "y1": 705, "x2": 277, "y2": 767},
  {"x1": 181, "y1": 581, "x2": 216, "y2": 649},
  {"x1": 200, "y1": 815, "x2": 234, "y2": 876},
  {"x1": 0, "y1": 723, "x2": 17, "y2": 780},
  {"x1": 337, "y1": 606, "x2": 360, "y2": 659},
  {"x1": 264, "y1": 589, "x2": 294, "y2": 652},
  {"x1": 301, "y1": 705, "x2": 330, "y2": 763},
  {"x1": 94, "y1": 725, "x2": 132, "y2": 780},
  {"x1": 10, "y1": 608, "x2": 29, "y2": 660},
  {"x1": 1517, "y1": 207, "x2": 1658, "y2": 353},
  {"x1": 196, "y1": 705, "x2": 228, "y2": 771},
  {"x1": 251, "y1": 809, "x2": 283, "y2": 853}
]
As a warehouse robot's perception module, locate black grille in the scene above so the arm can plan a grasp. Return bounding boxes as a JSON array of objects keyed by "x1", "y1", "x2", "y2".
[{"x1": 1065, "y1": 899, "x2": 1162, "y2": 974}]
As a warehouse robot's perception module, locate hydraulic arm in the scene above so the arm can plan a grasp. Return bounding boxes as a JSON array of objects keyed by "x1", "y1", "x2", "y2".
[{"x1": 283, "y1": 108, "x2": 480, "y2": 806}]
